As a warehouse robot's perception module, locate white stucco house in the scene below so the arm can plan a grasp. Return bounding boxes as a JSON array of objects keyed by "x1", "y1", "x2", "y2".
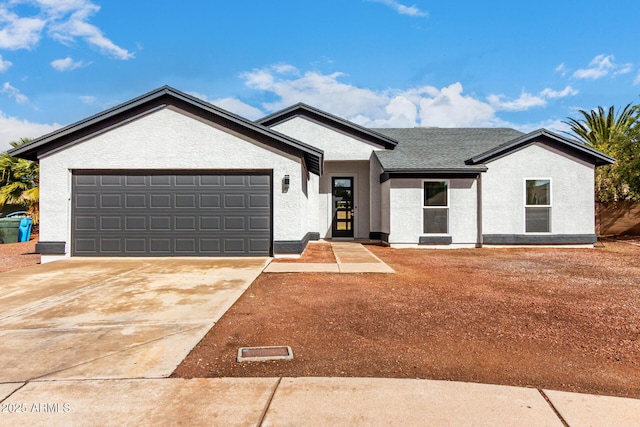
[{"x1": 10, "y1": 86, "x2": 615, "y2": 262}]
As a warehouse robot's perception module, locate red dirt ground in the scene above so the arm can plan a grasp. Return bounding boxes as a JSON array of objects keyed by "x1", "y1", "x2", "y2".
[
  {"x1": 173, "y1": 242, "x2": 640, "y2": 399},
  {"x1": 272, "y1": 242, "x2": 337, "y2": 263},
  {"x1": 0, "y1": 233, "x2": 40, "y2": 273}
]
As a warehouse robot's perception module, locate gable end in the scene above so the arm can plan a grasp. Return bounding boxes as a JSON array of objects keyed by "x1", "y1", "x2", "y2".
[
  {"x1": 9, "y1": 86, "x2": 324, "y2": 175},
  {"x1": 466, "y1": 129, "x2": 615, "y2": 167},
  {"x1": 257, "y1": 103, "x2": 398, "y2": 150}
]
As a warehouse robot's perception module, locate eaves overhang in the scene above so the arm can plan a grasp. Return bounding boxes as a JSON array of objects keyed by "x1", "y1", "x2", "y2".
[{"x1": 379, "y1": 167, "x2": 487, "y2": 183}]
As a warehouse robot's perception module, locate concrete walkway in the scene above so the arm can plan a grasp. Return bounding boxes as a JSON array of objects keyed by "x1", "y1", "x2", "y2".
[
  {"x1": 1, "y1": 377, "x2": 639, "y2": 426},
  {"x1": 265, "y1": 241, "x2": 394, "y2": 273}
]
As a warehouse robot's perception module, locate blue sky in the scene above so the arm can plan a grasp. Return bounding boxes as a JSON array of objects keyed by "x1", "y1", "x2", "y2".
[{"x1": 1, "y1": 0, "x2": 639, "y2": 152}]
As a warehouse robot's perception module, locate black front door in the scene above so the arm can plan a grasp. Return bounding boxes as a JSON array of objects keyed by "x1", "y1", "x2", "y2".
[{"x1": 332, "y1": 177, "x2": 354, "y2": 238}]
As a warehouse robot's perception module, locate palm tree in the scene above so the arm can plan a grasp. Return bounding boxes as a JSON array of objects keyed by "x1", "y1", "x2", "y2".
[
  {"x1": 564, "y1": 104, "x2": 640, "y2": 201},
  {"x1": 563, "y1": 104, "x2": 638, "y2": 151},
  {"x1": 0, "y1": 138, "x2": 39, "y2": 223}
]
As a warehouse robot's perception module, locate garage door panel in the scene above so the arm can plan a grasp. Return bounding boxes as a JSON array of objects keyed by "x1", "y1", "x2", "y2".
[
  {"x1": 100, "y1": 216, "x2": 121, "y2": 231},
  {"x1": 250, "y1": 194, "x2": 270, "y2": 208},
  {"x1": 75, "y1": 238, "x2": 96, "y2": 253},
  {"x1": 224, "y1": 175, "x2": 246, "y2": 186},
  {"x1": 100, "y1": 194, "x2": 122, "y2": 209},
  {"x1": 103, "y1": 239, "x2": 124, "y2": 253},
  {"x1": 124, "y1": 216, "x2": 144, "y2": 230},
  {"x1": 250, "y1": 216, "x2": 270, "y2": 231},
  {"x1": 101, "y1": 175, "x2": 122, "y2": 186},
  {"x1": 200, "y1": 175, "x2": 221, "y2": 186},
  {"x1": 249, "y1": 175, "x2": 270, "y2": 186},
  {"x1": 125, "y1": 194, "x2": 147, "y2": 208},
  {"x1": 72, "y1": 172, "x2": 271, "y2": 256},
  {"x1": 126, "y1": 176, "x2": 146, "y2": 186},
  {"x1": 76, "y1": 216, "x2": 96, "y2": 230},
  {"x1": 76, "y1": 194, "x2": 98, "y2": 208},
  {"x1": 151, "y1": 194, "x2": 172, "y2": 208},
  {"x1": 76, "y1": 175, "x2": 98, "y2": 186},
  {"x1": 200, "y1": 217, "x2": 221, "y2": 230}
]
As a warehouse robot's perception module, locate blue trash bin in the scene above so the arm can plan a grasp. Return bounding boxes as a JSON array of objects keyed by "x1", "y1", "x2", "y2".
[{"x1": 18, "y1": 217, "x2": 33, "y2": 242}]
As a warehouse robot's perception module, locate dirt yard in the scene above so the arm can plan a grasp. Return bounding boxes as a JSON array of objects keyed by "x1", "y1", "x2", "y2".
[
  {"x1": 173, "y1": 241, "x2": 640, "y2": 399},
  {"x1": 0, "y1": 234, "x2": 39, "y2": 272}
]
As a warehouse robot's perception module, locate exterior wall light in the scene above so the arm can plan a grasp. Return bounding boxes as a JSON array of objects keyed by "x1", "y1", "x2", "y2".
[{"x1": 283, "y1": 174, "x2": 290, "y2": 192}]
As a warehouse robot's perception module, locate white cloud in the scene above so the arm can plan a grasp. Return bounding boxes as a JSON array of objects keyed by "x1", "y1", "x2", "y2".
[
  {"x1": 0, "y1": 0, "x2": 132, "y2": 59},
  {"x1": 368, "y1": 0, "x2": 428, "y2": 17},
  {"x1": 515, "y1": 118, "x2": 571, "y2": 135},
  {"x1": 614, "y1": 63, "x2": 633, "y2": 76},
  {"x1": 539, "y1": 86, "x2": 578, "y2": 99},
  {"x1": 0, "y1": 6, "x2": 46, "y2": 49},
  {"x1": 554, "y1": 63, "x2": 567, "y2": 76},
  {"x1": 240, "y1": 65, "x2": 550, "y2": 128},
  {"x1": 488, "y1": 86, "x2": 577, "y2": 112},
  {"x1": 417, "y1": 83, "x2": 495, "y2": 127},
  {"x1": 0, "y1": 53, "x2": 11, "y2": 71},
  {"x1": 50, "y1": 56, "x2": 89, "y2": 71},
  {"x1": 242, "y1": 65, "x2": 387, "y2": 119},
  {"x1": 1, "y1": 81, "x2": 28, "y2": 103},
  {"x1": 634, "y1": 71, "x2": 640, "y2": 86},
  {"x1": 189, "y1": 91, "x2": 265, "y2": 120},
  {"x1": 488, "y1": 92, "x2": 546, "y2": 112},
  {"x1": 573, "y1": 54, "x2": 616, "y2": 80},
  {"x1": 0, "y1": 110, "x2": 60, "y2": 152},
  {"x1": 237, "y1": 65, "x2": 582, "y2": 130},
  {"x1": 79, "y1": 95, "x2": 96, "y2": 104}
]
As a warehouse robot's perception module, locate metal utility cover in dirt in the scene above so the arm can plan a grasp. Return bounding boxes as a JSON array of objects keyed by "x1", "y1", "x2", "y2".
[
  {"x1": 72, "y1": 171, "x2": 272, "y2": 257},
  {"x1": 238, "y1": 346, "x2": 293, "y2": 362}
]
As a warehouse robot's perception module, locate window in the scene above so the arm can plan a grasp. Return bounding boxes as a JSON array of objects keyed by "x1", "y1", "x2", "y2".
[
  {"x1": 423, "y1": 181, "x2": 448, "y2": 234},
  {"x1": 525, "y1": 179, "x2": 551, "y2": 232}
]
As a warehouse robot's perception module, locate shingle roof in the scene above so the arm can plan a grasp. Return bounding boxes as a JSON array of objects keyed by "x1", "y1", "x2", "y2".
[{"x1": 374, "y1": 127, "x2": 525, "y2": 171}]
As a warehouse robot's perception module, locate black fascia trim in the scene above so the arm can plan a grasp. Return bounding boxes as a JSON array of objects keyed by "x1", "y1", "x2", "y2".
[
  {"x1": 419, "y1": 235, "x2": 453, "y2": 245},
  {"x1": 380, "y1": 169, "x2": 484, "y2": 183},
  {"x1": 9, "y1": 86, "x2": 324, "y2": 175},
  {"x1": 257, "y1": 103, "x2": 398, "y2": 150},
  {"x1": 36, "y1": 241, "x2": 66, "y2": 254},
  {"x1": 482, "y1": 234, "x2": 597, "y2": 245},
  {"x1": 273, "y1": 232, "x2": 320, "y2": 255},
  {"x1": 466, "y1": 129, "x2": 615, "y2": 167}
]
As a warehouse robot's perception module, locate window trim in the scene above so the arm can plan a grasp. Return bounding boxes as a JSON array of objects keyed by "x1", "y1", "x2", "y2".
[
  {"x1": 422, "y1": 179, "x2": 449, "y2": 235},
  {"x1": 524, "y1": 178, "x2": 552, "y2": 234}
]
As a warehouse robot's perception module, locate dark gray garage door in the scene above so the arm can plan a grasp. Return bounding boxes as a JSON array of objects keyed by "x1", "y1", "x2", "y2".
[{"x1": 72, "y1": 171, "x2": 272, "y2": 256}]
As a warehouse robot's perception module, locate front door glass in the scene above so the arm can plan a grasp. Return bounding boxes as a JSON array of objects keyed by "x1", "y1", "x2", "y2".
[{"x1": 332, "y1": 177, "x2": 354, "y2": 238}]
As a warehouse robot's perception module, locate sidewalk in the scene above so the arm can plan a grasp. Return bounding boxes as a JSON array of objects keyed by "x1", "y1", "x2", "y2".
[
  {"x1": 1, "y1": 377, "x2": 639, "y2": 426},
  {"x1": 265, "y1": 241, "x2": 395, "y2": 273}
]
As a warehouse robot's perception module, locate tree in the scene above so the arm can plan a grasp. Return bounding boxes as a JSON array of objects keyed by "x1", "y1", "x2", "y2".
[
  {"x1": 564, "y1": 104, "x2": 640, "y2": 202},
  {"x1": 0, "y1": 138, "x2": 39, "y2": 223}
]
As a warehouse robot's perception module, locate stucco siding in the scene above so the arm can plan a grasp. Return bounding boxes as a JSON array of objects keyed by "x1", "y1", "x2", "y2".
[
  {"x1": 38, "y1": 107, "x2": 309, "y2": 256},
  {"x1": 387, "y1": 178, "x2": 478, "y2": 244},
  {"x1": 381, "y1": 180, "x2": 390, "y2": 235},
  {"x1": 482, "y1": 143, "x2": 595, "y2": 235},
  {"x1": 369, "y1": 154, "x2": 383, "y2": 235},
  {"x1": 307, "y1": 172, "x2": 320, "y2": 235},
  {"x1": 272, "y1": 117, "x2": 382, "y2": 161}
]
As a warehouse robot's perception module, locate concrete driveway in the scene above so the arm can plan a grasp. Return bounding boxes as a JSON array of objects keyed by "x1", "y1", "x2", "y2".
[{"x1": 0, "y1": 257, "x2": 268, "y2": 382}]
